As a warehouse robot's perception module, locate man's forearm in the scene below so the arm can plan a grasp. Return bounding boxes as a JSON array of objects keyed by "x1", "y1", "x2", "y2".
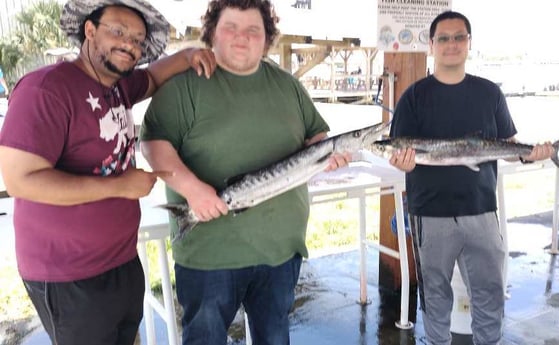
[{"x1": 4, "y1": 168, "x2": 128, "y2": 205}]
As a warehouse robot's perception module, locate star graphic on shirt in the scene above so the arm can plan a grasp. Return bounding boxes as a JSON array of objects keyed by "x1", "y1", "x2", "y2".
[{"x1": 86, "y1": 92, "x2": 102, "y2": 112}]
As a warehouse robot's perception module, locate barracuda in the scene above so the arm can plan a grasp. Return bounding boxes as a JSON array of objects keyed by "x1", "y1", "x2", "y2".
[
  {"x1": 162, "y1": 121, "x2": 390, "y2": 243},
  {"x1": 370, "y1": 136, "x2": 559, "y2": 171}
]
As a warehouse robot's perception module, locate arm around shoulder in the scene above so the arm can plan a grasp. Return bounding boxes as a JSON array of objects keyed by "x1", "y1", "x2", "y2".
[{"x1": 143, "y1": 48, "x2": 217, "y2": 98}]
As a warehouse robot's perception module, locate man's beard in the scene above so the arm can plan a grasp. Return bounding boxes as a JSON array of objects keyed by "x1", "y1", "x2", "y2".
[
  {"x1": 105, "y1": 59, "x2": 134, "y2": 77},
  {"x1": 100, "y1": 50, "x2": 136, "y2": 77}
]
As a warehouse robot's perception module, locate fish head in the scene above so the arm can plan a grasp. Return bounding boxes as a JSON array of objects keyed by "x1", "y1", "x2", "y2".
[
  {"x1": 357, "y1": 121, "x2": 391, "y2": 148},
  {"x1": 332, "y1": 121, "x2": 390, "y2": 153},
  {"x1": 369, "y1": 138, "x2": 396, "y2": 159}
]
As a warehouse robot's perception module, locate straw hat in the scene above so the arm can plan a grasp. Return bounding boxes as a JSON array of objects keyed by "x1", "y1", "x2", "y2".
[{"x1": 60, "y1": 0, "x2": 170, "y2": 64}]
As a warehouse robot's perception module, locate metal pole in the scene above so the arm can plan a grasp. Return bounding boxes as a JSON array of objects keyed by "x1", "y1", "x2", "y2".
[
  {"x1": 359, "y1": 193, "x2": 369, "y2": 305},
  {"x1": 551, "y1": 168, "x2": 559, "y2": 254},
  {"x1": 394, "y1": 184, "x2": 413, "y2": 329},
  {"x1": 138, "y1": 243, "x2": 156, "y2": 345},
  {"x1": 156, "y1": 239, "x2": 179, "y2": 345},
  {"x1": 497, "y1": 170, "x2": 510, "y2": 297}
]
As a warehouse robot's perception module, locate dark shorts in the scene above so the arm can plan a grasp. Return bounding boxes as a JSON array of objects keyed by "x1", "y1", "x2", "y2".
[{"x1": 23, "y1": 256, "x2": 145, "y2": 345}]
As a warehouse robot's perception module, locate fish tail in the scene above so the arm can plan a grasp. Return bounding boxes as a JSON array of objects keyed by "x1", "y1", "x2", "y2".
[
  {"x1": 552, "y1": 140, "x2": 559, "y2": 168},
  {"x1": 158, "y1": 203, "x2": 200, "y2": 243}
]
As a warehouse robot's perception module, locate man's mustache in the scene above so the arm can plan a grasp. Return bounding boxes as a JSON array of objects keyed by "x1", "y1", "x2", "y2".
[{"x1": 112, "y1": 48, "x2": 136, "y2": 61}]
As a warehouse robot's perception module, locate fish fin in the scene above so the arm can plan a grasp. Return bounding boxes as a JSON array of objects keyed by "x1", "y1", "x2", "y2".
[
  {"x1": 466, "y1": 165, "x2": 480, "y2": 172},
  {"x1": 171, "y1": 219, "x2": 198, "y2": 244},
  {"x1": 317, "y1": 152, "x2": 333, "y2": 163},
  {"x1": 551, "y1": 140, "x2": 559, "y2": 168},
  {"x1": 464, "y1": 131, "x2": 485, "y2": 138},
  {"x1": 233, "y1": 208, "x2": 249, "y2": 215},
  {"x1": 158, "y1": 203, "x2": 189, "y2": 217},
  {"x1": 225, "y1": 173, "x2": 246, "y2": 186},
  {"x1": 159, "y1": 203, "x2": 200, "y2": 243}
]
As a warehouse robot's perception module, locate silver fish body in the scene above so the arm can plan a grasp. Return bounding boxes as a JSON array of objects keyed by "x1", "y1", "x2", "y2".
[
  {"x1": 370, "y1": 137, "x2": 559, "y2": 171},
  {"x1": 163, "y1": 121, "x2": 390, "y2": 242}
]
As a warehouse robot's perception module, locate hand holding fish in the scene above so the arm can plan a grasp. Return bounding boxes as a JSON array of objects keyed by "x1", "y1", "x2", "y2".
[
  {"x1": 325, "y1": 152, "x2": 352, "y2": 171},
  {"x1": 371, "y1": 137, "x2": 559, "y2": 171},
  {"x1": 161, "y1": 122, "x2": 390, "y2": 242},
  {"x1": 520, "y1": 142, "x2": 555, "y2": 162},
  {"x1": 183, "y1": 179, "x2": 228, "y2": 222},
  {"x1": 389, "y1": 147, "x2": 416, "y2": 172}
]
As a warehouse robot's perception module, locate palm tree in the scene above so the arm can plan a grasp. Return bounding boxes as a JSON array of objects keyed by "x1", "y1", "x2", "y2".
[
  {"x1": 15, "y1": 0, "x2": 69, "y2": 58},
  {"x1": 0, "y1": 0, "x2": 69, "y2": 85}
]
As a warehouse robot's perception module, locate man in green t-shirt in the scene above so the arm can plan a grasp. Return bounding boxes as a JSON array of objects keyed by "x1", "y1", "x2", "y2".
[{"x1": 140, "y1": 0, "x2": 349, "y2": 344}]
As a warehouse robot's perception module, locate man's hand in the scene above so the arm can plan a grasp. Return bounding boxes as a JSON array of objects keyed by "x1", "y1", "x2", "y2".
[
  {"x1": 183, "y1": 179, "x2": 228, "y2": 222},
  {"x1": 520, "y1": 142, "x2": 554, "y2": 162},
  {"x1": 117, "y1": 169, "x2": 172, "y2": 199},
  {"x1": 184, "y1": 48, "x2": 217, "y2": 79},
  {"x1": 325, "y1": 152, "x2": 352, "y2": 171},
  {"x1": 389, "y1": 148, "x2": 416, "y2": 172}
]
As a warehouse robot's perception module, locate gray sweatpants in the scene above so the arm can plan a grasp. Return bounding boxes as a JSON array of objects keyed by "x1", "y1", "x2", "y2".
[{"x1": 409, "y1": 212, "x2": 505, "y2": 345}]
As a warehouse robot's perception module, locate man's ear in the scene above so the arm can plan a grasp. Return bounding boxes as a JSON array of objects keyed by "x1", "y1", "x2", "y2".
[{"x1": 84, "y1": 20, "x2": 97, "y2": 40}]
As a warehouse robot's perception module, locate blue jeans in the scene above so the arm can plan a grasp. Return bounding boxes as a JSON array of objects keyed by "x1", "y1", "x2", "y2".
[{"x1": 175, "y1": 254, "x2": 302, "y2": 345}]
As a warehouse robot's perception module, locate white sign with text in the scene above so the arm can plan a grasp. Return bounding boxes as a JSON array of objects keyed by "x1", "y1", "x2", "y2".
[{"x1": 377, "y1": 0, "x2": 452, "y2": 52}]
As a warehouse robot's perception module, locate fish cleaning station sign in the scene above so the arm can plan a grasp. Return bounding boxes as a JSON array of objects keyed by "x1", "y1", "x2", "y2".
[{"x1": 377, "y1": 0, "x2": 452, "y2": 52}]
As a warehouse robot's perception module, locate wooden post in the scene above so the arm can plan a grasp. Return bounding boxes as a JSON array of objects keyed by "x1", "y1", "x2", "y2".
[
  {"x1": 278, "y1": 43, "x2": 292, "y2": 73},
  {"x1": 378, "y1": 52, "x2": 426, "y2": 292}
]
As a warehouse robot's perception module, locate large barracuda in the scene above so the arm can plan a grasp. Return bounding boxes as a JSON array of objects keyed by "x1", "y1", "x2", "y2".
[
  {"x1": 370, "y1": 136, "x2": 559, "y2": 171},
  {"x1": 163, "y1": 121, "x2": 390, "y2": 242}
]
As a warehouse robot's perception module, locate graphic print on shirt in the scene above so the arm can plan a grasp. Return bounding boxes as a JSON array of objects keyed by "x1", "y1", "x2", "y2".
[{"x1": 87, "y1": 89, "x2": 136, "y2": 176}]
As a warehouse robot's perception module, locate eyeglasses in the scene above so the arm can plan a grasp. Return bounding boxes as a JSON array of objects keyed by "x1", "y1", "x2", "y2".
[
  {"x1": 97, "y1": 22, "x2": 146, "y2": 49},
  {"x1": 433, "y1": 33, "x2": 470, "y2": 44}
]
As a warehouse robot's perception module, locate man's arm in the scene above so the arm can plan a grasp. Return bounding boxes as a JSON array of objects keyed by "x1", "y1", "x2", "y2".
[
  {"x1": 142, "y1": 48, "x2": 216, "y2": 99},
  {"x1": 0, "y1": 146, "x2": 163, "y2": 205}
]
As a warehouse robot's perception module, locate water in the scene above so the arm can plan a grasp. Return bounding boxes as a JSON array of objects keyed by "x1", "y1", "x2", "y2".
[
  {"x1": 313, "y1": 95, "x2": 559, "y2": 144},
  {"x1": 506, "y1": 96, "x2": 559, "y2": 143}
]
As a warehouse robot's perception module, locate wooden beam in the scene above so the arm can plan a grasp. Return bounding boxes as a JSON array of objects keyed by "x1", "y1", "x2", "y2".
[{"x1": 292, "y1": 46, "x2": 331, "y2": 79}]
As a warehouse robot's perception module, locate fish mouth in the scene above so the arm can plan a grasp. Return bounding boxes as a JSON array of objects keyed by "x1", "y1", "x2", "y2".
[{"x1": 361, "y1": 122, "x2": 390, "y2": 146}]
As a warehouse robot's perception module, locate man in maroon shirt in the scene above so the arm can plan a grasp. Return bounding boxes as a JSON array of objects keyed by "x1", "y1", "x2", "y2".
[{"x1": 0, "y1": 0, "x2": 216, "y2": 344}]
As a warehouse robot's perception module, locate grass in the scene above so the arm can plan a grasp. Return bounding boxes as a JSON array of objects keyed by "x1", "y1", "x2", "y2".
[{"x1": 0, "y1": 167, "x2": 556, "y2": 344}]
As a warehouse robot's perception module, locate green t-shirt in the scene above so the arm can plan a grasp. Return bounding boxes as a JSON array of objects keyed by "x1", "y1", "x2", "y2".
[{"x1": 141, "y1": 61, "x2": 329, "y2": 269}]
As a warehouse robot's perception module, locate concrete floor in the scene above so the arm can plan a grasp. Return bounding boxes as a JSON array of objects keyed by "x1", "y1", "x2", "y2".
[
  {"x1": 8, "y1": 198, "x2": 558, "y2": 345},
  {"x1": 288, "y1": 217, "x2": 559, "y2": 345}
]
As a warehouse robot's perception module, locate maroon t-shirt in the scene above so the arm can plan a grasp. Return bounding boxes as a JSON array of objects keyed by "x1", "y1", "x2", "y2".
[{"x1": 0, "y1": 62, "x2": 149, "y2": 281}]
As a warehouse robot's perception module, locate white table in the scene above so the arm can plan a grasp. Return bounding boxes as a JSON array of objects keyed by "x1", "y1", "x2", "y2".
[{"x1": 308, "y1": 152, "x2": 411, "y2": 329}]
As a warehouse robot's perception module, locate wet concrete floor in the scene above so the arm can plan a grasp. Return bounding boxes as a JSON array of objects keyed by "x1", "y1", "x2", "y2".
[
  {"x1": 18, "y1": 212, "x2": 559, "y2": 345},
  {"x1": 287, "y1": 213, "x2": 559, "y2": 345}
]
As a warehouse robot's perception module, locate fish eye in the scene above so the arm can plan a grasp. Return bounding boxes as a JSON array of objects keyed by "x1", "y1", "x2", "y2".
[{"x1": 353, "y1": 131, "x2": 361, "y2": 138}]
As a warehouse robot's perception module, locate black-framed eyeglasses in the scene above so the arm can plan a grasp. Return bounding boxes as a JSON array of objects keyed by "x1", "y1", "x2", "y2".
[
  {"x1": 433, "y1": 33, "x2": 470, "y2": 44},
  {"x1": 97, "y1": 22, "x2": 146, "y2": 49}
]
